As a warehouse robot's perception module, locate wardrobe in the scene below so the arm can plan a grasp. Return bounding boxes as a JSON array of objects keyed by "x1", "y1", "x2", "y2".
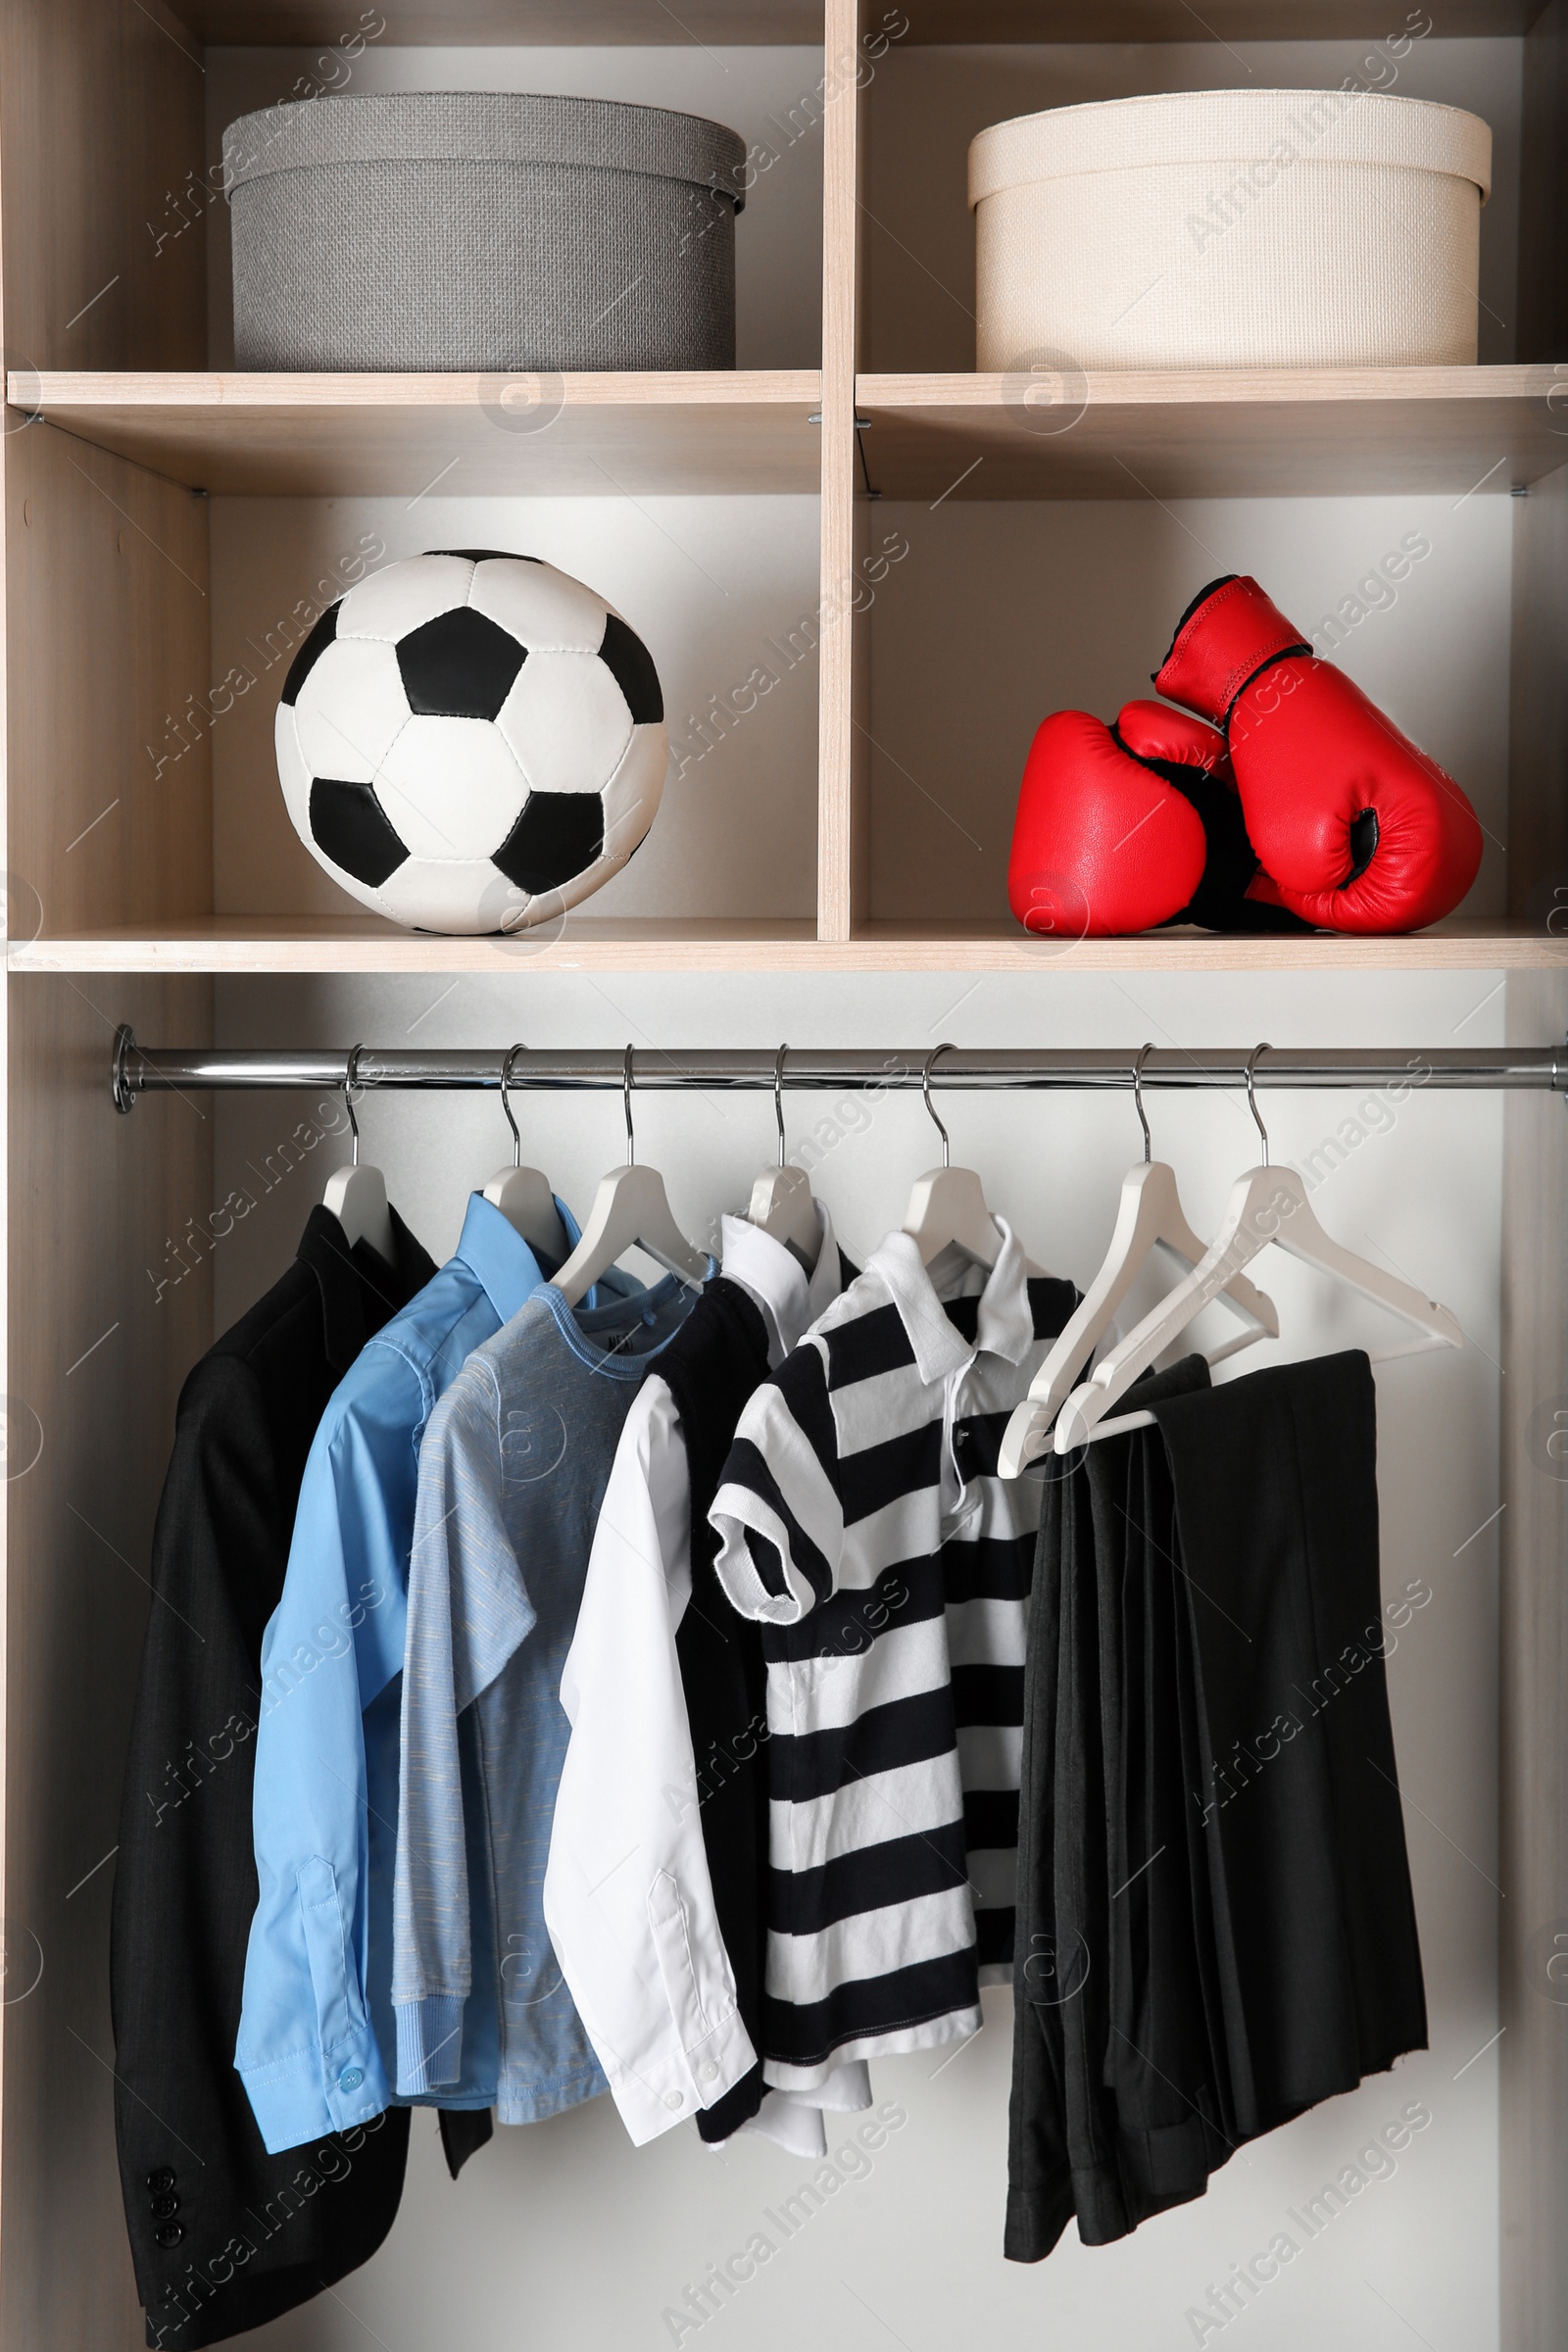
[{"x1": 1, "y1": 2, "x2": 1565, "y2": 2346}]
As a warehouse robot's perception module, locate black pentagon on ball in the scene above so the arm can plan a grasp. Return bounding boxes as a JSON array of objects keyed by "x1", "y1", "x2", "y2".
[
  {"x1": 310, "y1": 778, "x2": 408, "y2": 887},
  {"x1": 494, "y1": 791, "x2": 605, "y2": 895},
  {"x1": 279, "y1": 601, "x2": 339, "y2": 707},
  {"x1": 425, "y1": 549, "x2": 541, "y2": 564},
  {"x1": 397, "y1": 607, "x2": 526, "y2": 721},
  {"x1": 598, "y1": 612, "x2": 663, "y2": 725}
]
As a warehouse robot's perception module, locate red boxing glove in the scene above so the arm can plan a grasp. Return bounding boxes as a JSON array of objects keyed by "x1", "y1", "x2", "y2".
[
  {"x1": 1154, "y1": 575, "x2": 1482, "y2": 934},
  {"x1": 1007, "y1": 701, "x2": 1311, "y2": 939}
]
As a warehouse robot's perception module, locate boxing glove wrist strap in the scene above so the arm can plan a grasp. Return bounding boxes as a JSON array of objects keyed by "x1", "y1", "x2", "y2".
[{"x1": 1154, "y1": 574, "x2": 1312, "y2": 725}]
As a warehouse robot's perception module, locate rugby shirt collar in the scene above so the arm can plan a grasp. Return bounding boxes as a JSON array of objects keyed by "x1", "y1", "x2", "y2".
[
  {"x1": 719, "y1": 1202, "x2": 843, "y2": 1369},
  {"x1": 864, "y1": 1219, "x2": 1034, "y2": 1381}
]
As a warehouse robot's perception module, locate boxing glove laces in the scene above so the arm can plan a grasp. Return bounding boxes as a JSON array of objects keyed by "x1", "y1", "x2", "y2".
[
  {"x1": 1153, "y1": 574, "x2": 1483, "y2": 934},
  {"x1": 1007, "y1": 700, "x2": 1312, "y2": 939}
]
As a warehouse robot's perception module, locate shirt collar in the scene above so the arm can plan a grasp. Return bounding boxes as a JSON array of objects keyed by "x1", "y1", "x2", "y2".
[
  {"x1": 453, "y1": 1190, "x2": 580, "y2": 1327},
  {"x1": 720, "y1": 1201, "x2": 844, "y2": 1369},
  {"x1": 864, "y1": 1218, "x2": 1034, "y2": 1384}
]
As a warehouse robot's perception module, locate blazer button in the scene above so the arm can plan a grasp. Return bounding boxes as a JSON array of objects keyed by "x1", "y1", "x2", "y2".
[
  {"x1": 146, "y1": 2166, "x2": 176, "y2": 2194},
  {"x1": 150, "y1": 2193, "x2": 180, "y2": 2221},
  {"x1": 338, "y1": 2066, "x2": 365, "y2": 2093},
  {"x1": 154, "y1": 2223, "x2": 185, "y2": 2251}
]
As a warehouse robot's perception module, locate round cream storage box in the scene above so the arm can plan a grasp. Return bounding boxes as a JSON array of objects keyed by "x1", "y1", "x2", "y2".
[{"x1": 968, "y1": 89, "x2": 1492, "y2": 372}]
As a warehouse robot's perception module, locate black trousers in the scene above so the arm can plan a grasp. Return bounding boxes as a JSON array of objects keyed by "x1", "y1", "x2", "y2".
[{"x1": 1006, "y1": 1350, "x2": 1428, "y2": 2262}]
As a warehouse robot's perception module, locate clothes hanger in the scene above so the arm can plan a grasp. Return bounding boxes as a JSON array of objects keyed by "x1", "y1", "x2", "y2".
[
  {"x1": 551, "y1": 1046, "x2": 710, "y2": 1310},
  {"x1": 902, "y1": 1044, "x2": 1046, "y2": 1276},
  {"x1": 747, "y1": 1044, "x2": 821, "y2": 1262},
  {"x1": 321, "y1": 1044, "x2": 395, "y2": 1261},
  {"x1": 1054, "y1": 1044, "x2": 1464, "y2": 1449},
  {"x1": 997, "y1": 1045, "x2": 1278, "y2": 1478},
  {"x1": 482, "y1": 1044, "x2": 568, "y2": 1263}
]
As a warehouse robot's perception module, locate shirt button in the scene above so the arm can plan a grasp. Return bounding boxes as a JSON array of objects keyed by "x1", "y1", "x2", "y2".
[
  {"x1": 663, "y1": 2090, "x2": 684, "y2": 2111},
  {"x1": 699, "y1": 2062, "x2": 719, "y2": 2082},
  {"x1": 338, "y1": 2066, "x2": 365, "y2": 2093},
  {"x1": 146, "y1": 2167, "x2": 176, "y2": 2194},
  {"x1": 154, "y1": 2223, "x2": 185, "y2": 2251}
]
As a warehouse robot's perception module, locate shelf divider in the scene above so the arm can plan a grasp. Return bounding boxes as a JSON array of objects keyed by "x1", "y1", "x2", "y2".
[{"x1": 815, "y1": 0, "x2": 864, "y2": 942}]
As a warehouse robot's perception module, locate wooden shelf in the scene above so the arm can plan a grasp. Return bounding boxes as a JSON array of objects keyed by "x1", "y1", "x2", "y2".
[
  {"x1": 173, "y1": 0, "x2": 1538, "y2": 38},
  {"x1": 10, "y1": 914, "x2": 1563, "y2": 974},
  {"x1": 11, "y1": 371, "x2": 824, "y2": 497},
  {"x1": 895, "y1": 0, "x2": 1539, "y2": 31},
  {"x1": 857, "y1": 368, "x2": 1568, "y2": 501},
  {"x1": 177, "y1": 2, "x2": 824, "y2": 39},
  {"x1": 7, "y1": 915, "x2": 821, "y2": 974}
]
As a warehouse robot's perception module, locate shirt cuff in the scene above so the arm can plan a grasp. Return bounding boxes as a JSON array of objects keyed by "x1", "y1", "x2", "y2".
[
  {"x1": 603, "y1": 1999, "x2": 759, "y2": 2149},
  {"x1": 395, "y1": 1995, "x2": 465, "y2": 2093},
  {"x1": 237, "y1": 2031, "x2": 390, "y2": 2155}
]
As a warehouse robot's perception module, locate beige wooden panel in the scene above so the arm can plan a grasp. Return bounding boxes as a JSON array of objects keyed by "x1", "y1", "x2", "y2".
[
  {"x1": 1519, "y1": 0, "x2": 1568, "y2": 365},
  {"x1": 1508, "y1": 460, "x2": 1568, "y2": 922},
  {"x1": 1500, "y1": 968, "x2": 1568, "y2": 2352},
  {"x1": 6, "y1": 424, "x2": 212, "y2": 937},
  {"x1": 21, "y1": 373, "x2": 825, "y2": 499},
  {"x1": 0, "y1": 0, "x2": 204, "y2": 372},
  {"x1": 857, "y1": 369, "x2": 1568, "y2": 501},
  {"x1": 2, "y1": 971, "x2": 212, "y2": 2352},
  {"x1": 816, "y1": 0, "x2": 862, "y2": 941}
]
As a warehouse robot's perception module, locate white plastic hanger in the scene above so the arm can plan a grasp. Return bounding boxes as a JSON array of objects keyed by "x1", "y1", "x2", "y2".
[
  {"x1": 1055, "y1": 1044, "x2": 1463, "y2": 1449},
  {"x1": 482, "y1": 1043, "x2": 568, "y2": 1264},
  {"x1": 321, "y1": 1044, "x2": 395, "y2": 1262},
  {"x1": 997, "y1": 1045, "x2": 1278, "y2": 1478},
  {"x1": 902, "y1": 1044, "x2": 1046, "y2": 1276},
  {"x1": 551, "y1": 1046, "x2": 710, "y2": 1309},
  {"x1": 748, "y1": 1044, "x2": 821, "y2": 1261}
]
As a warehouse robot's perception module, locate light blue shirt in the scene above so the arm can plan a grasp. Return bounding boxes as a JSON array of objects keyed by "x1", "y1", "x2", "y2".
[{"x1": 236, "y1": 1192, "x2": 606, "y2": 2153}]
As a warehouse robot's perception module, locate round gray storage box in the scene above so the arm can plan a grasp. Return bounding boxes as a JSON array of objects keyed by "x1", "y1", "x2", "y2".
[{"x1": 222, "y1": 92, "x2": 747, "y2": 372}]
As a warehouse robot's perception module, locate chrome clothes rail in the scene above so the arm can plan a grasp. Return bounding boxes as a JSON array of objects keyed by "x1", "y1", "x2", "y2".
[{"x1": 111, "y1": 1028, "x2": 1568, "y2": 1112}]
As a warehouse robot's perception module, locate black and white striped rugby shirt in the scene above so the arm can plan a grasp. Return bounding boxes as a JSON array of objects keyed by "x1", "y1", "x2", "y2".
[{"x1": 710, "y1": 1227, "x2": 1077, "y2": 2089}]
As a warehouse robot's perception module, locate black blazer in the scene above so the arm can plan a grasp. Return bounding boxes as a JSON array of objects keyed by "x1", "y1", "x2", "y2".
[{"x1": 111, "y1": 1205, "x2": 438, "y2": 2350}]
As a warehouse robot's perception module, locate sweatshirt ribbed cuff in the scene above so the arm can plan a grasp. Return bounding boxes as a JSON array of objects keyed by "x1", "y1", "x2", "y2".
[{"x1": 395, "y1": 1994, "x2": 465, "y2": 2093}]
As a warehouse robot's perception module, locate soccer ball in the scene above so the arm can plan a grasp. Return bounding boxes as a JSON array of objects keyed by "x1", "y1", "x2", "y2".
[{"x1": 274, "y1": 549, "x2": 666, "y2": 934}]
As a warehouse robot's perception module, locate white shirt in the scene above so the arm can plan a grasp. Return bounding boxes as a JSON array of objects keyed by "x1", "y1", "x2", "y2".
[{"x1": 543, "y1": 1205, "x2": 871, "y2": 2152}]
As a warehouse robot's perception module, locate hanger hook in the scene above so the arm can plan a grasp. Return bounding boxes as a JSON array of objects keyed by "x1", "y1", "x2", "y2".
[
  {"x1": 1246, "y1": 1042, "x2": 1271, "y2": 1166},
  {"x1": 774, "y1": 1044, "x2": 789, "y2": 1169},
  {"x1": 343, "y1": 1043, "x2": 365, "y2": 1168},
  {"x1": 501, "y1": 1044, "x2": 524, "y2": 1169},
  {"x1": 1132, "y1": 1044, "x2": 1153, "y2": 1165},
  {"x1": 623, "y1": 1044, "x2": 635, "y2": 1168},
  {"x1": 923, "y1": 1043, "x2": 955, "y2": 1170}
]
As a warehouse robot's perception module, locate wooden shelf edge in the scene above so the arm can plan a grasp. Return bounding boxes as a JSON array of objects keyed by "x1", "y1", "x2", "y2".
[
  {"x1": 857, "y1": 365, "x2": 1565, "y2": 412},
  {"x1": 9, "y1": 927, "x2": 1562, "y2": 975},
  {"x1": 14, "y1": 368, "x2": 824, "y2": 414}
]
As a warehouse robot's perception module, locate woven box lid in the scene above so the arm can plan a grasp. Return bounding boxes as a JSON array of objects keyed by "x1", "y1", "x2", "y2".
[
  {"x1": 969, "y1": 88, "x2": 1491, "y2": 209},
  {"x1": 224, "y1": 90, "x2": 748, "y2": 211}
]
